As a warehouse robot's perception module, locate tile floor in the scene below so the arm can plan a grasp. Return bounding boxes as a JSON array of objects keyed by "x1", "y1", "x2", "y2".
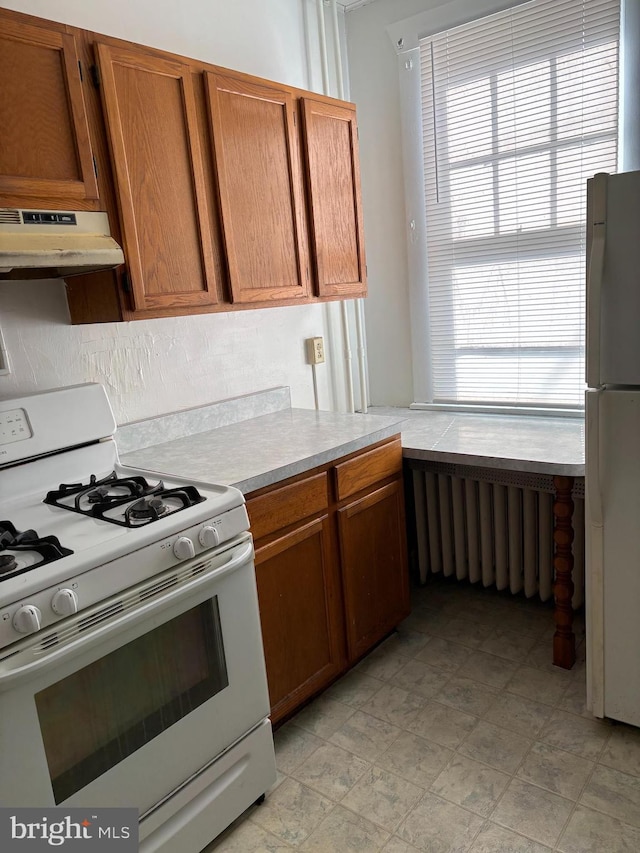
[{"x1": 207, "y1": 578, "x2": 640, "y2": 852}]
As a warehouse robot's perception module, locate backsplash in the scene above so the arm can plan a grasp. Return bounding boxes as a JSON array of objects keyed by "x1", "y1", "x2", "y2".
[{"x1": 116, "y1": 387, "x2": 291, "y2": 454}]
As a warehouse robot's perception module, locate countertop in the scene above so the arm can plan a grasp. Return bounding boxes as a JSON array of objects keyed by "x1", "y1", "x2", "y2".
[
  {"x1": 369, "y1": 407, "x2": 585, "y2": 477},
  {"x1": 118, "y1": 389, "x2": 585, "y2": 496},
  {"x1": 120, "y1": 407, "x2": 406, "y2": 494}
]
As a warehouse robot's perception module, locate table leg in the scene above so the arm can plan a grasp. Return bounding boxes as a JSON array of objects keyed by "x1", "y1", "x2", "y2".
[{"x1": 553, "y1": 475, "x2": 576, "y2": 669}]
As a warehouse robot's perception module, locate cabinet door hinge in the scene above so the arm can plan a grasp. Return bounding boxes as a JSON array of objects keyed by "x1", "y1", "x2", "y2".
[
  {"x1": 78, "y1": 60, "x2": 83, "y2": 82},
  {"x1": 90, "y1": 64, "x2": 100, "y2": 89},
  {"x1": 121, "y1": 270, "x2": 131, "y2": 294}
]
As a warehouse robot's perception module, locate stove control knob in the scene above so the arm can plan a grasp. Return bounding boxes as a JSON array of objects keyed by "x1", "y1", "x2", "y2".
[
  {"x1": 51, "y1": 588, "x2": 78, "y2": 617},
  {"x1": 13, "y1": 605, "x2": 42, "y2": 635},
  {"x1": 198, "y1": 525, "x2": 220, "y2": 548},
  {"x1": 174, "y1": 536, "x2": 196, "y2": 560}
]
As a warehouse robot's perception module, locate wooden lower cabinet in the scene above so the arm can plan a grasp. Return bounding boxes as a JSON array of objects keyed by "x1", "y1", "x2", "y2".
[
  {"x1": 248, "y1": 437, "x2": 409, "y2": 724},
  {"x1": 338, "y1": 479, "x2": 410, "y2": 661},
  {"x1": 254, "y1": 516, "x2": 344, "y2": 724}
]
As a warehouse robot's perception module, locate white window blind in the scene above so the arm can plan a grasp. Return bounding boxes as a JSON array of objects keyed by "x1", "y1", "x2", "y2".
[{"x1": 419, "y1": 0, "x2": 619, "y2": 410}]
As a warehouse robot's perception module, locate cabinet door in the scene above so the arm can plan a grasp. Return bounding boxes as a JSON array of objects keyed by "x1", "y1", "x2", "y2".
[
  {"x1": 205, "y1": 72, "x2": 310, "y2": 304},
  {"x1": 0, "y1": 18, "x2": 98, "y2": 204},
  {"x1": 301, "y1": 98, "x2": 367, "y2": 298},
  {"x1": 338, "y1": 479, "x2": 410, "y2": 661},
  {"x1": 255, "y1": 516, "x2": 344, "y2": 724},
  {"x1": 96, "y1": 43, "x2": 220, "y2": 313}
]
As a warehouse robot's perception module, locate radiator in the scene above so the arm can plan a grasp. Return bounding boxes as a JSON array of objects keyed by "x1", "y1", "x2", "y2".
[{"x1": 411, "y1": 463, "x2": 584, "y2": 608}]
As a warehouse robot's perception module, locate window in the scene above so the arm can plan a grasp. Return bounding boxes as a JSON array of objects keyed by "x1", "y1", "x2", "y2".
[{"x1": 418, "y1": 0, "x2": 619, "y2": 411}]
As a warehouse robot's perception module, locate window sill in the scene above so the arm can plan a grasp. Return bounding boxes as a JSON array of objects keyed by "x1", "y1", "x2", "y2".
[{"x1": 409, "y1": 402, "x2": 584, "y2": 420}]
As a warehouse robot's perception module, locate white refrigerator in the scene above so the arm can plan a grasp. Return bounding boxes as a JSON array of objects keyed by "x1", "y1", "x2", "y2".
[{"x1": 586, "y1": 169, "x2": 640, "y2": 726}]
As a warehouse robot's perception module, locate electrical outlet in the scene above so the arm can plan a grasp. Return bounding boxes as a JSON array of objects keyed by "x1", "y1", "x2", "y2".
[{"x1": 306, "y1": 336, "x2": 325, "y2": 365}]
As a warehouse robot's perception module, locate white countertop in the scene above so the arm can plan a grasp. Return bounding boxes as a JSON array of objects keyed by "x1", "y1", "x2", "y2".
[
  {"x1": 119, "y1": 389, "x2": 585, "y2": 495},
  {"x1": 120, "y1": 408, "x2": 406, "y2": 494},
  {"x1": 370, "y1": 407, "x2": 585, "y2": 477}
]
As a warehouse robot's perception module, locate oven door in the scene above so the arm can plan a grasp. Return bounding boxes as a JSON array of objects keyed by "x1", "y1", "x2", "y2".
[{"x1": 0, "y1": 533, "x2": 271, "y2": 812}]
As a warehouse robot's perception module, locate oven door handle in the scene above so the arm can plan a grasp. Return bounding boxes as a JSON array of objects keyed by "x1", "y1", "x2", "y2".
[{"x1": 0, "y1": 539, "x2": 254, "y2": 689}]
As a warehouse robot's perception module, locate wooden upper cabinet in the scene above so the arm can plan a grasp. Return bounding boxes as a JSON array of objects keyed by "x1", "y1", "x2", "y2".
[
  {"x1": 95, "y1": 43, "x2": 221, "y2": 313},
  {"x1": 204, "y1": 72, "x2": 310, "y2": 304},
  {"x1": 0, "y1": 18, "x2": 98, "y2": 205},
  {"x1": 301, "y1": 98, "x2": 367, "y2": 298},
  {"x1": 0, "y1": 8, "x2": 370, "y2": 321}
]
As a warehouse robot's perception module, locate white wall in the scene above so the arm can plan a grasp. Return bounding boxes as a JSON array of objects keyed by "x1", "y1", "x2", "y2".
[
  {"x1": 0, "y1": 0, "x2": 345, "y2": 424},
  {"x1": 345, "y1": 0, "x2": 444, "y2": 407},
  {"x1": 346, "y1": 0, "x2": 517, "y2": 408}
]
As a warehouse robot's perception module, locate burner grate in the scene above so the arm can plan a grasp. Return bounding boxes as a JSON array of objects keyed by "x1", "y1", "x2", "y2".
[
  {"x1": 44, "y1": 471, "x2": 205, "y2": 527},
  {"x1": 0, "y1": 521, "x2": 73, "y2": 581}
]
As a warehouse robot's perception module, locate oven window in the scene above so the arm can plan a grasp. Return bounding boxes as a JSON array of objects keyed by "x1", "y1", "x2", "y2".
[{"x1": 35, "y1": 598, "x2": 229, "y2": 804}]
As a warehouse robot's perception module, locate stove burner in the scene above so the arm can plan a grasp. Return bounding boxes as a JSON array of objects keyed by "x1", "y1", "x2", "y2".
[
  {"x1": 0, "y1": 521, "x2": 73, "y2": 581},
  {"x1": 85, "y1": 478, "x2": 147, "y2": 503},
  {"x1": 123, "y1": 487, "x2": 205, "y2": 527},
  {"x1": 44, "y1": 472, "x2": 206, "y2": 527},
  {"x1": 45, "y1": 472, "x2": 165, "y2": 515},
  {"x1": 0, "y1": 554, "x2": 18, "y2": 574},
  {"x1": 87, "y1": 485, "x2": 111, "y2": 503},
  {"x1": 47, "y1": 472, "x2": 160, "y2": 512},
  {"x1": 129, "y1": 497, "x2": 168, "y2": 520}
]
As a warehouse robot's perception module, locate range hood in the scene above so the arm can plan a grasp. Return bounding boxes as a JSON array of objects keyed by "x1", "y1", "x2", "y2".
[{"x1": 0, "y1": 208, "x2": 124, "y2": 278}]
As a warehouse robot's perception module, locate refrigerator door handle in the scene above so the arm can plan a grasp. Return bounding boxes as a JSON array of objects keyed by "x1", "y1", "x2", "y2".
[
  {"x1": 586, "y1": 389, "x2": 603, "y2": 528},
  {"x1": 585, "y1": 388, "x2": 605, "y2": 719},
  {"x1": 586, "y1": 173, "x2": 607, "y2": 389}
]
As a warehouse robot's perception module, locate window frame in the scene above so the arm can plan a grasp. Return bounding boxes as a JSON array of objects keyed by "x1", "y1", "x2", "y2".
[{"x1": 394, "y1": 0, "x2": 622, "y2": 417}]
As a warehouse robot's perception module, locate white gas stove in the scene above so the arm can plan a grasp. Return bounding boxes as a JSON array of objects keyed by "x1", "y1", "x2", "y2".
[
  {"x1": 0, "y1": 384, "x2": 275, "y2": 853},
  {"x1": 0, "y1": 384, "x2": 247, "y2": 648}
]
